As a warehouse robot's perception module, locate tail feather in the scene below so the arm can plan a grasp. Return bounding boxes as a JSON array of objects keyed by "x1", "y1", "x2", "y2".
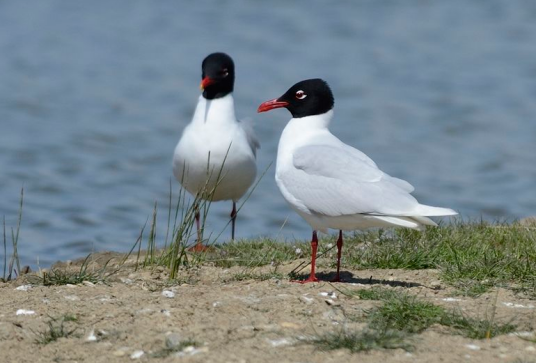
[
  {"x1": 373, "y1": 216, "x2": 425, "y2": 230},
  {"x1": 415, "y1": 204, "x2": 458, "y2": 217}
]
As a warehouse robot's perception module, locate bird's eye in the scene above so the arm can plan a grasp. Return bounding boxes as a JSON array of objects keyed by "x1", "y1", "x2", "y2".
[
  {"x1": 295, "y1": 90, "x2": 307, "y2": 100},
  {"x1": 220, "y1": 69, "x2": 229, "y2": 77}
]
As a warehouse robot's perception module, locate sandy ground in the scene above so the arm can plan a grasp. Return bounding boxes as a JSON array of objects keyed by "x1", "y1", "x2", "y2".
[{"x1": 1, "y1": 253, "x2": 535, "y2": 363}]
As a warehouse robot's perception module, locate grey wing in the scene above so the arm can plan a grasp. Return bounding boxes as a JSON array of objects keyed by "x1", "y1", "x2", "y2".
[
  {"x1": 238, "y1": 117, "x2": 260, "y2": 157},
  {"x1": 286, "y1": 145, "x2": 421, "y2": 216}
]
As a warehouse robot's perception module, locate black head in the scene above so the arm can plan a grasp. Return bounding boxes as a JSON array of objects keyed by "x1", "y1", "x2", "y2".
[
  {"x1": 200, "y1": 52, "x2": 235, "y2": 100},
  {"x1": 257, "y1": 78, "x2": 334, "y2": 118}
]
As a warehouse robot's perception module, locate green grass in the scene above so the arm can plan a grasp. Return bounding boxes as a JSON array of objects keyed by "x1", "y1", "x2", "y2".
[
  {"x1": 439, "y1": 310, "x2": 516, "y2": 339},
  {"x1": 1, "y1": 188, "x2": 24, "y2": 282},
  {"x1": 360, "y1": 287, "x2": 516, "y2": 339},
  {"x1": 132, "y1": 155, "x2": 267, "y2": 280},
  {"x1": 367, "y1": 293, "x2": 444, "y2": 334},
  {"x1": 205, "y1": 220, "x2": 536, "y2": 295},
  {"x1": 28, "y1": 254, "x2": 113, "y2": 286},
  {"x1": 343, "y1": 220, "x2": 536, "y2": 295},
  {"x1": 310, "y1": 329, "x2": 412, "y2": 353},
  {"x1": 33, "y1": 315, "x2": 79, "y2": 345},
  {"x1": 206, "y1": 239, "x2": 310, "y2": 268},
  {"x1": 307, "y1": 286, "x2": 517, "y2": 353}
]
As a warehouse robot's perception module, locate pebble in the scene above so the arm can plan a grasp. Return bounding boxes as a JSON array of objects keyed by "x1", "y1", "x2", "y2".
[
  {"x1": 113, "y1": 349, "x2": 127, "y2": 357},
  {"x1": 280, "y1": 322, "x2": 301, "y2": 329},
  {"x1": 64, "y1": 295, "x2": 80, "y2": 301},
  {"x1": 465, "y1": 344, "x2": 481, "y2": 351},
  {"x1": 526, "y1": 346, "x2": 536, "y2": 352},
  {"x1": 162, "y1": 290, "x2": 175, "y2": 298},
  {"x1": 319, "y1": 292, "x2": 337, "y2": 299},
  {"x1": 268, "y1": 338, "x2": 292, "y2": 347},
  {"x1": 165, "y1": 333, "x2": 182, "y2": 349},
  {"x1": 86, "y1": 329, "x2": 97, "y2": 342},
  {"x1": 130, "y1": 350, "x2": 144, "y2": 359},
  {"x1": 15, "y1": 285, "x2": 32, "y2": 291}
]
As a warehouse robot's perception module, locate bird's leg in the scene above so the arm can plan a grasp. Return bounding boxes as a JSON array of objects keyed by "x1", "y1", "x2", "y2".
[
  {"x1": 189, "y1": 204, "x2": 208, "y2": 252},
  {"x1": 230, "y1": 201, "x2": 237, "y2": 240},
  {"x1": 331, "y1": 230, "x2": 343, "y2": 282},
  {"x1": 298, "y1": 230, "x2": 319, "y2": 283}
]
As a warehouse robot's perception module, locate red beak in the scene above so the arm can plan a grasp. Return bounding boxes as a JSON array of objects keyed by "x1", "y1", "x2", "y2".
[
  {"x1": 200, "y1": 77, "x2": 215, "y2": 90},
  {"x1": 257, "y1": 98, "x2": 289, "y2": 113}
]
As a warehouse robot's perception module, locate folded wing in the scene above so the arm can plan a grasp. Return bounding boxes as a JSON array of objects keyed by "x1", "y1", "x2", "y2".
[{"x1": 286, "y1": 144, "x2": 454, "y2": 217}]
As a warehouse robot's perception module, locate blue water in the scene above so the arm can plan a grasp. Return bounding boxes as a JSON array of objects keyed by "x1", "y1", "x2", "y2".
[{"x1": 1, "y1": 1, "x2": 536, "y2": 269}]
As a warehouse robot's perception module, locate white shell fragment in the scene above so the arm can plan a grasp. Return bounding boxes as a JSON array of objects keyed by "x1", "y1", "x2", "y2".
[{"x1": 16, "y1": 309, "x2": 35, "y2": 316}]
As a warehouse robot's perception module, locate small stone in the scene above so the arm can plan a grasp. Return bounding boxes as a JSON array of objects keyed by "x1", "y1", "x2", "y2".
[
  {"x1": 430, "y1": 280, "x2": 442, "y2": 288},
  {"x1": 465, "y1": 344, "x2": 480, "y2": 351},
  {"x1": 319, "y1": 292, "x2": 337, "y2": 299},
  {"x1": 268, "y1": 338, "x2": 292, "y2": 347},
  {"x1": 15, "y1": 285, "x2": 32, "y2": 291},
  {"x1": 86, "y1": 329, "x2": 97, "y2": 342},
  {"x1": 113, "y1": 350, "x2": 127, "y2": 357},
  {"x1": 162, "y1": 290, "x2": 175, "y2": 298},
  {"x1": 130, "y1": 350, "x2": 144, "y2": 359},
  {"x1": 526, "y1": 346, "x2": 536, "y2": 352},
  {"x1": 165, "y1": 333, "x2": 182, "y2": 349},
  {"x1": 280, "y1": 322, "x2": 301, "y2": 329},
  {"x1": 64, "y1": 295, "x2": 79, "y2": 301},
  {"x1": 82, "y1": 281, "x2": 95, "y2": 287}
]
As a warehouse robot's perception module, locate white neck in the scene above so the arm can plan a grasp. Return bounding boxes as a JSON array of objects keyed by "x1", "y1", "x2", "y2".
[
  {"x1": 192, "y1": 93, "x2": 236, "y2": 125},
  {"x1": 286, "y1": 110, "x2": 334, "y2": 131},
  {"x1": 276, "y1": 110, "x2": 334, "y2": 172}
]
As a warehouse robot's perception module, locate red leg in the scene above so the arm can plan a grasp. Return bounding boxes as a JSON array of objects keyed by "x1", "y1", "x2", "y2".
[
  {"x1": 230, "y1": 201, "x2": 237, "y2": 240},
  {"x1": 297, "y1": 231, "x2": 319, "y2": 283},
  {"x1": 189, "y1": 207, "x2": 209, "y2": 252},
  {"x1": 331, "y1": 230, "x2": 343, "y2": 282}
]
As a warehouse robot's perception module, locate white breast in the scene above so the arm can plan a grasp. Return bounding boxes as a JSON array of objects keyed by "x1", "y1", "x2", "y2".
[{"x1": 173, "y1": 94, "x2": 258, "y2": 202}]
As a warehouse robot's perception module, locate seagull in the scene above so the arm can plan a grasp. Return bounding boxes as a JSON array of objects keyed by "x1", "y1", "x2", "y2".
[
  {"x1": 258, "y1": 78, "x2": 457, "y2": 283},
  {"x1": 173, "y1": 52, "x2": 259, "y2": 250}
]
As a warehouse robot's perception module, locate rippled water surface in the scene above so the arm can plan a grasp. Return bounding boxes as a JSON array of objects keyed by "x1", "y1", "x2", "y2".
[{"x1": 1, "y1": 1, "x2": 536, "y2": 268}]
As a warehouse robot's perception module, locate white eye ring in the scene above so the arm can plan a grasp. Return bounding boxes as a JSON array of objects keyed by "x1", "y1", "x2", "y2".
[{"x1": 295, "y1": 90, "x2": 307, "y2": 100}]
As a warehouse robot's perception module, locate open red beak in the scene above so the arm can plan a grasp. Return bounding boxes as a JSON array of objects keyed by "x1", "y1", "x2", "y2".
[
  {"x1": 200, "y1": 77, "x2": 215, "y2": 90},
  {"x1": 257, "y1": 98, "x2": 289, "y2": 113}
]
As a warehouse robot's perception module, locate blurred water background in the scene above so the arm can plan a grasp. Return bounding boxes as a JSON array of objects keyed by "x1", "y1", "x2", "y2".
[{"x1": 1, "y1": 0, "x2": 536, "y2": 269}]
